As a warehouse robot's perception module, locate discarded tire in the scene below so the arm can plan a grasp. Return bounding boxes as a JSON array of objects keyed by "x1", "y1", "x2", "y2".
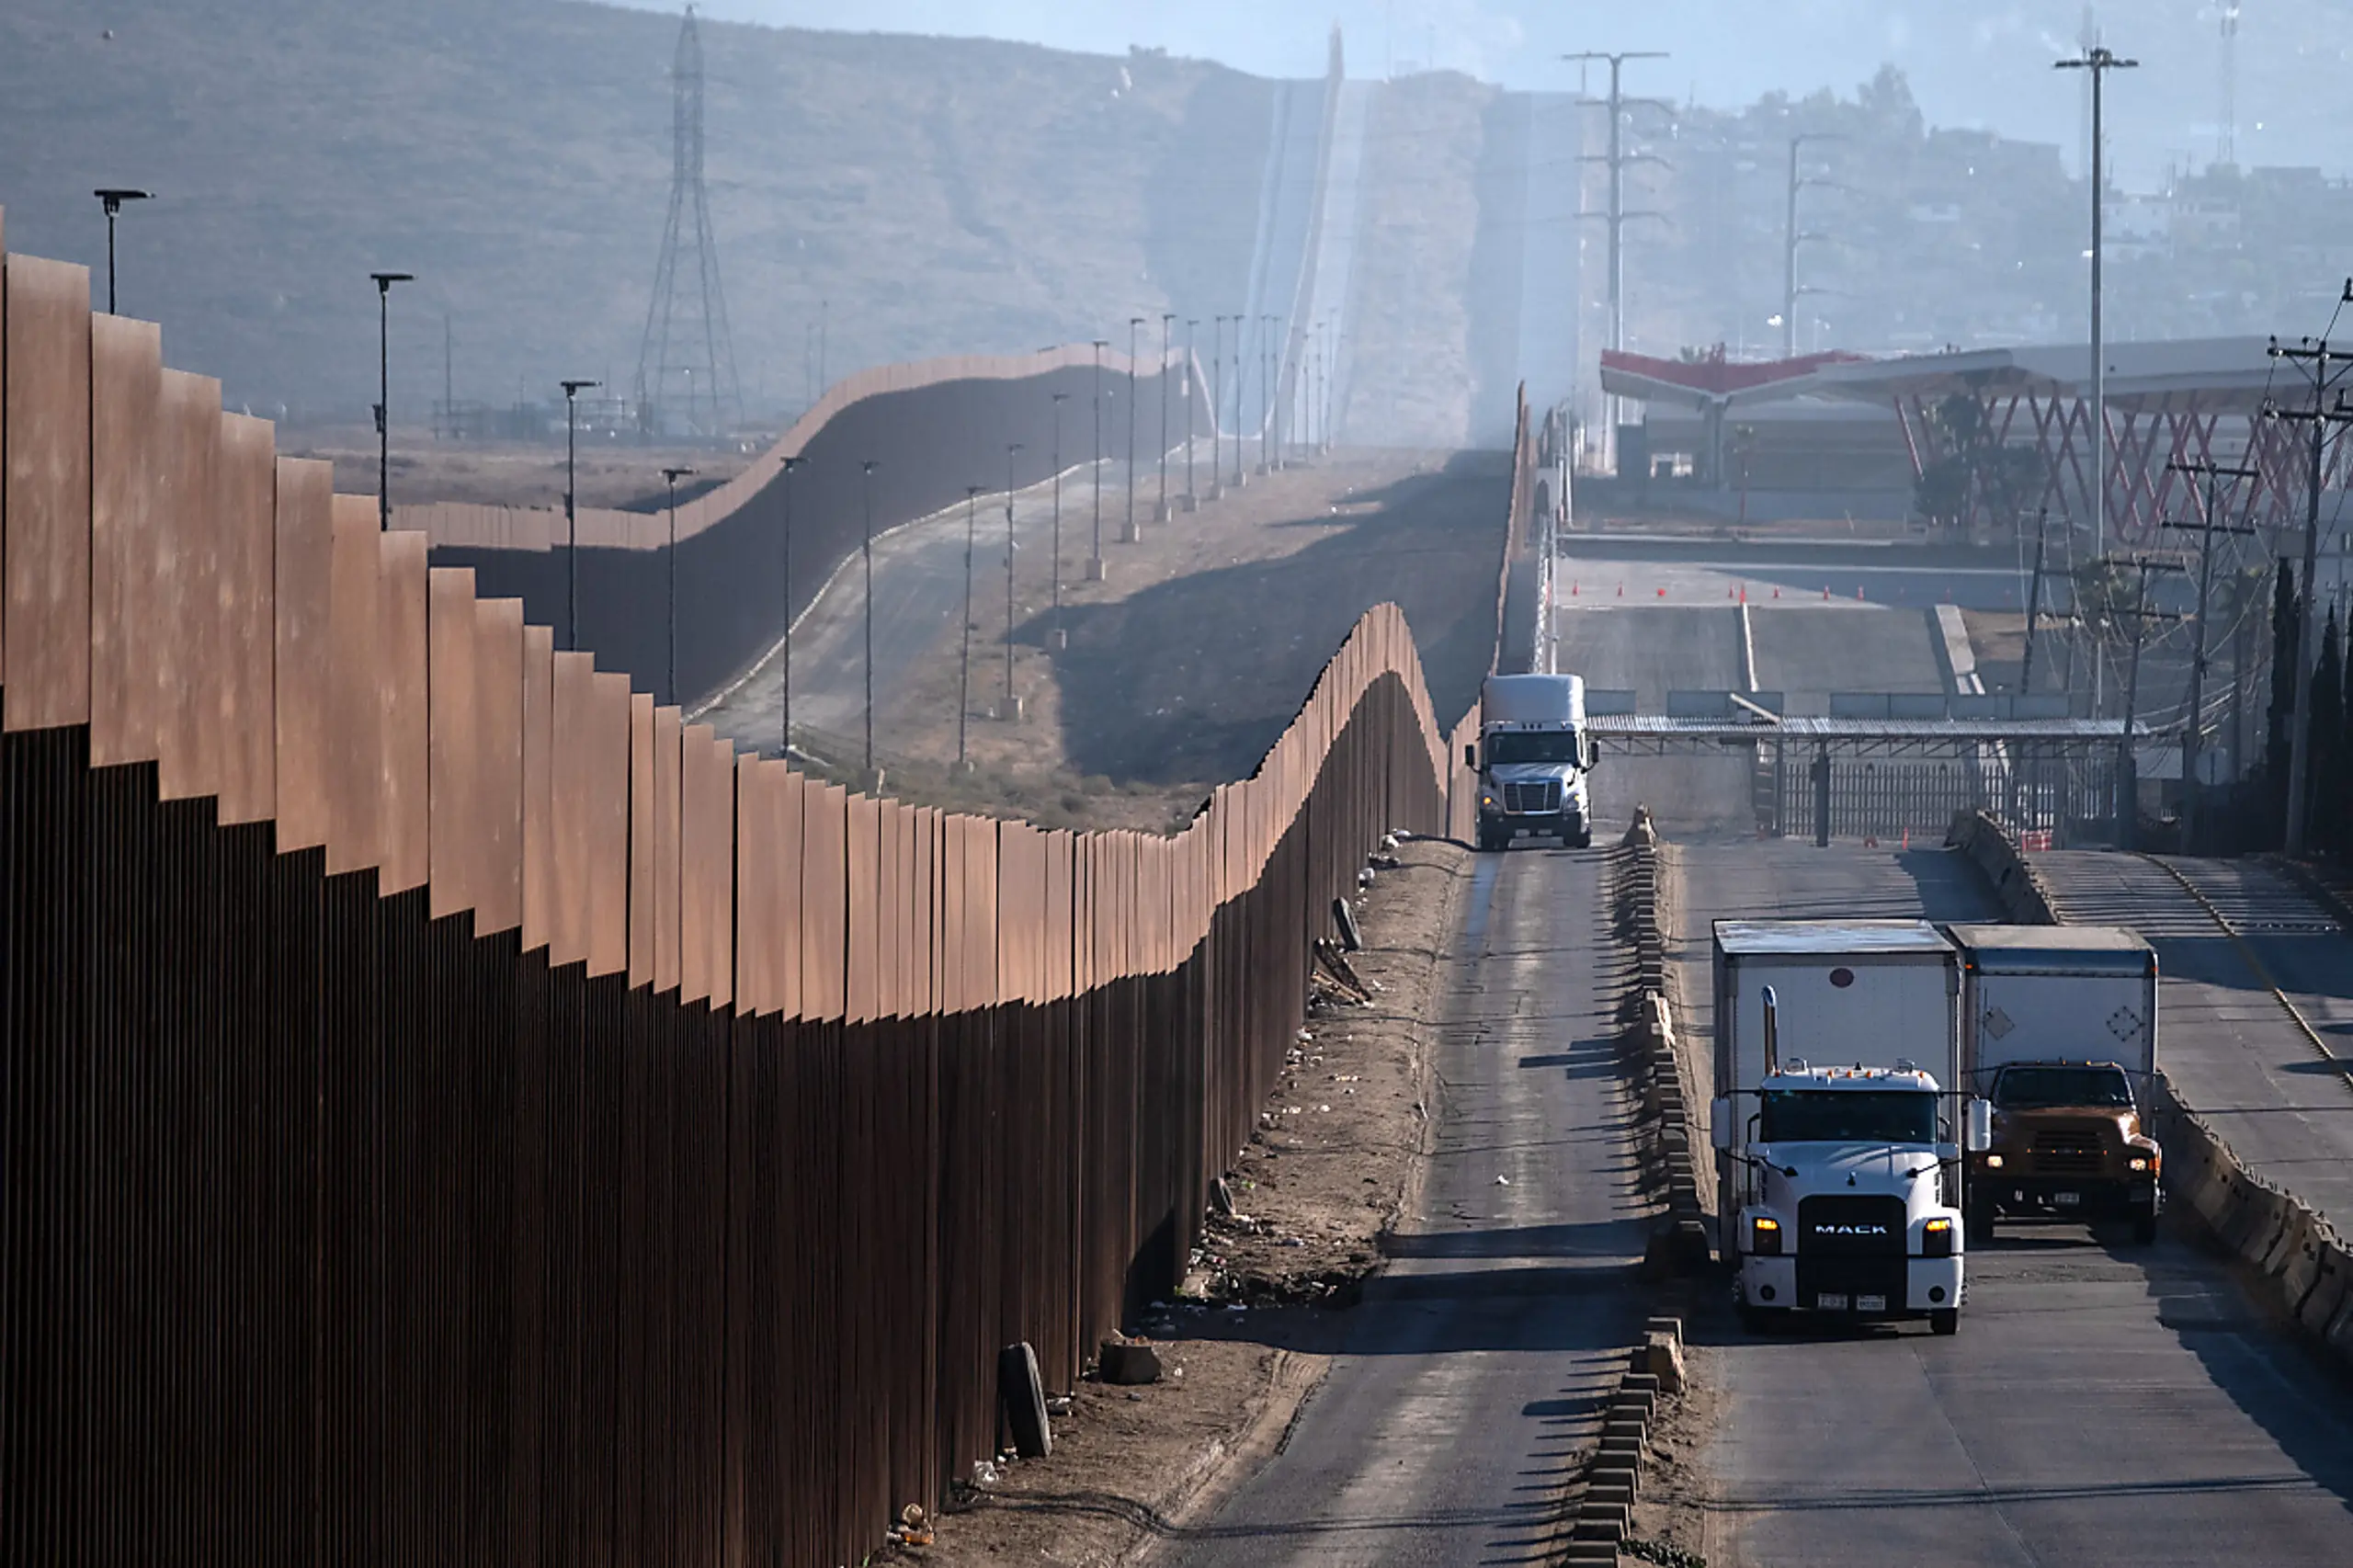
[
  {"x1": 998, "y1": 1342, "x2": 1052, "y2": 1459},
  {"x1": 1333, "y1": 896, "x2": 1363, "y2": 952}
]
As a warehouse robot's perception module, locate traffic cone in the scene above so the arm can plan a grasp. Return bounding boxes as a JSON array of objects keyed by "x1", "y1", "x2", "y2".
[
  {"x1": 1656, "y1": 586, "x2": 1667, "y2": 598},
  {"x1": 1772, "y1": 585, "x2": 1780, "y2": 599},
  {"x1": 1617, "y1": 582, "x2": 1624, "y2": 597},
  {"x1": 1739, "y1": 585, "x2": 1747, "y2": 604},
  {"x1": 1903, "y1": 827, "x2": 1911, "y2": 850},
  {"x1": 1823, "y1": 585, "x2": 1831, "y2": 600},
  {"x1": 1571, "y1": 581, "x2": 1579, "y2": 596},
  {"x1": 1856, "y1": 585, "x2": 1866, "y2": 601}
]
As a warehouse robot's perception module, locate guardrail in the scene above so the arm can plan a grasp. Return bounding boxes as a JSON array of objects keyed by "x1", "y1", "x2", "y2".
[{"x1": 0, "y1": 227, "x2": 1512, "y2": 1565}]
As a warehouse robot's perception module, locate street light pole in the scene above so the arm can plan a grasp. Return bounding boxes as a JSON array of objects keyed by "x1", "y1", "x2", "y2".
[
  {"x1": 779, "y1": 454, "x2": 806, "y2": 755},
  {"x1": 1156, "y1": 312, "x2": 1175, "y2": 520},
  {"x1": 93, "y1": 188, "x2": 152, "y2": 316},
  {"x1": 1564, "y1": 49, "x2": 1669, "y2": 440},
  {"x1": 1089, "y1": 339, "x2": 1108, "y2": 579},
  {"x1": 1184, "y1": 319, "x2": 1199, "y2": 509},
  {"x1": 861, "y1": 459, "x2": 880, "y2": 776},
  {"x1": 960, "y1": 484, "x2": 983, "y2": 767},
  {"x1": 373, "y1": 272, "x2": 415, "y2": 531},
  {"x1": 662, "y1": 466, "x2": 696, "y2": 707},
  {"x1": 1004, "y1": 443, "x2": 1023, "y2": 717},
  {"x1": 1050, "y1": 392, "x2": 1069, "y2": 647},
  {"x1": 1211, "y1": 317, "x2": 1227, "y2": 499},
  {"x1": 560, "y1": 378, "x2": 599, "y2": 649},
  {"x1": 1258, "y1": 314, "x2": 1275, "y2": 474},
  {"x1": 1125, "y1": 316, "x2": 1144, "y2": 541},
  {"x1": 2055, "y1": 44, "x2": 2139, "y2": 562}
]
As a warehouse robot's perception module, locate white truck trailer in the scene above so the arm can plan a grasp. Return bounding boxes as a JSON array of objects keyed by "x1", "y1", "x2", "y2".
[
  {"x1": 1711, "y1": 920, "x2": 1989, "y2": 1335},
  {"x1": 1466, "y1": 674, "x2": 1594, "y2": 851},
  {"x1": 1944, "y1": 925, "x2": 2163, "y2": 1243}
]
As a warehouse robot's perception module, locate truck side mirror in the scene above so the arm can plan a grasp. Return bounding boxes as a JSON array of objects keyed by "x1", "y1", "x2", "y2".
[
  {"x1": 1463, "y1": 744, "x2": 1477, "y2": 771},
  {"x1": 1710, "y1": 1096, "x2": 1733, "y2": 1153},
  {"x1": 1965, "y1": 1097, "x2": 1993, "y2": 1153}
]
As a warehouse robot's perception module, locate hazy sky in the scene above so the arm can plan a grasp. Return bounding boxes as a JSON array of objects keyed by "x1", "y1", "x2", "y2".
[{"x1": 635, "y1": 0, "x2": 2353, "y2": 184}]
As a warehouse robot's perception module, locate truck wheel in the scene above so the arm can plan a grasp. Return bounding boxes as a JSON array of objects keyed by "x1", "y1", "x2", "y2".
[
  {"x1": 1737, "y1": 1299, "x2": 1773, "y2": 1335},
  {"x1": 1476, "y1": 827, "x2": 1504, "y2": 853},
  {"x1": 1966, "y1": 1201, "x2": 1994, "y2": 1244},
  {"x1": 1571, "y1": 827, "x2": 1594, "y2": 850},
  {"x1": 1930, "y1": 1309, "x2": 1960, "y2": 1336},
  {"x1": 2131, "y1": 1209, "x2": 2158, "y2": 1245}
]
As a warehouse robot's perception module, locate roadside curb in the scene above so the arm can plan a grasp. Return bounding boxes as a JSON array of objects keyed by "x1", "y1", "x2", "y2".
[
  {"x1": 1615, "y1": 830, "x2": 1710, "y2": 1273},
  {"x1": 1560, "y1": 1317, "x2": 1690, "y2": 1565}
]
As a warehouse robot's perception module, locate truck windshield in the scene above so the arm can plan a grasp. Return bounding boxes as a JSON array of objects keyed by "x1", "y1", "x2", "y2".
[
  {"x1": 1486, "y1": 732, "x2": 1581, "y2": 766},
  {"x1": 1993, "y1": 1065, "x2": 2133, "y2": 1109},
  {"x1": 1759, "y1": 1090, "x2": 1938, "y2": 1143}
]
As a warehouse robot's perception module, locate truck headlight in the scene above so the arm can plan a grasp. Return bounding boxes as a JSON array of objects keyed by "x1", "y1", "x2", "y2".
[
  {"x1": 1481, "y1": 794, "x2": 1495, "y2": 809},
  {"x1": 2128, "y1": 1156, "x2": 2151, "y2": 1173},
  {"x1": 1922, "y1": 1217, "x2": 1956, "y2": 1258},
  {"x1": 1750, "y1": 1216, "x2": 1782, "y2": 1256},
  {"x1": 1984, "y1": 1153, "x2": 2005, "y2": 1170}
]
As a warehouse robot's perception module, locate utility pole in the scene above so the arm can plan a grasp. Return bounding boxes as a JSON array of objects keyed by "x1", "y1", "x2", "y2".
[
  {"x1": 2267, "y1": 318, "x2": 2353, "y2": 854},
  {"x1": 661, "y1": 465, "x2": 696, "y2": 707},
  {"x1": 2054, "y1": 44, "x2": 2138, "y2": 562},
  {"x1": 779, "y1": 455, "x2": 806, "y2": 755},
  {"x1": 2109, "y1": 555, "x2": 2184, "y2": 850},
  {"x1": 1566, "y1": 51, "x2": 1670, "y2": 450},
  {"x1": 1049, "y1": 392, "x2": 1069, "y2": 648},
  {"x1": 1004, "y1": 443, "x2": 1022, "y2": 719},
  {"x1": 1782, "y1": 134, "x2": 1845, "y2": 359},
  {"x1": 2020, "y1": 508, "x2": 2051, "y2": 699},
  {"x1": 2162, "y1": 459, "x2": 2258, "y2": 848}
]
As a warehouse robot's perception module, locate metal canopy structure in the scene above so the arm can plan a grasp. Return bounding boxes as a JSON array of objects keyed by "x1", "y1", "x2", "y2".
[
  {"x1": 1588, "y1": 713, "x2": 2150, "y2": 757},
  {"x1": 1602, "y1": 338, "x2": 2353, "y2": 540}
]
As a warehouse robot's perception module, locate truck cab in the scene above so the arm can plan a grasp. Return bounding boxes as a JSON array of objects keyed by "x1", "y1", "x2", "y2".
[
  {"x1": 1718, "y1": 1061, "x2": 1979, "y2": 1336},
  {"x1": 1975, "y1": 1061, "x2": 2161, "y2": 1243},
  {"x1": 1468, "y1": 673, "x2": 1594, "y2": 850}
]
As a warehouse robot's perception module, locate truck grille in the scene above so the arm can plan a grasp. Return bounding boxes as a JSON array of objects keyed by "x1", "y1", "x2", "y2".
[
  {"x1": 1798, "y1": 1195, "x2": 1907, "y2": 1256},
  {"x1": 1501, "y1": 779, "x2": 1561, "y2": 814},
  {"x1": 2029, "y1": 1131, "x2": 2107, "y2": 1176},
  {"x1": 1796, "y1": 1256, "x2": 1908, "y2": 1313}
]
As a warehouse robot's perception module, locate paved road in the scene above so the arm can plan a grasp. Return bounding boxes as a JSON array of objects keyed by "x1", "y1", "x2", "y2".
[
  {"x1": 1165, "y1": 848, "x2": 1650, "y2": 1566},
  {"x1": 2034, "y1": 851, "x2": 2353, "y2": 1233},
  {"x1": 1747, "y1": 605, "x2": 1948, "y2": 715},
  {"x1": 1668, "y1": 839, "x2": 2353, "y2": 1565},
  {"x1": 1556, "y1": 547, "x2": 2037, "y2": 615},
  {"x1": 1556, "y1": 606, "x2": 1753, "y2": 835}
]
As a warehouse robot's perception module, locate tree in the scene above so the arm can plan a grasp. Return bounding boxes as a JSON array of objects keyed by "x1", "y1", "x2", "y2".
[
  {"x1": 1913, "y1": 392, "x2": 2042, "y2": 530},
  {"x1": 2309, "y1": 607, "x2": 2345, "y2": 854},
  {"x1": 2265, "y1": 562, "x2": 2300, "y2": 835}
]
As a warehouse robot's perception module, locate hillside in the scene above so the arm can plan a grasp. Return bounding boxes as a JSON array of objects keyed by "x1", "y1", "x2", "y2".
[{"x1": 1, "y1": 0, "x2": 1276, "y2": 423}]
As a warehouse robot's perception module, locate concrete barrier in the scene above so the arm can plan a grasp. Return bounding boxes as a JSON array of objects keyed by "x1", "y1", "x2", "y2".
[{"x1": 1946, "y1": 810, "x2": 2060, "y2": 925}]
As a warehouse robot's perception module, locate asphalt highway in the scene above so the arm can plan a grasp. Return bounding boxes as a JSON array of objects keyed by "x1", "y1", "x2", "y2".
[
  {"x1": 1671, "y1": 839, "x2": 2353, "y2": 1565},
  {"x1": 1555, "y1": 606, "x2": 1753, "y2": 835},
  {"x1": 1165, "y1": 848, "x2": 1650, "y2": 1567}
]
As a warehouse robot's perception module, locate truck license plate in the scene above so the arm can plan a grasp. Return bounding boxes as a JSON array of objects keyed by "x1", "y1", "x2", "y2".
[
  {"x1": 1857, "y1": 1293, "x2": 1888, "y2": 1313},
  {"x1": 1816, "y1": 1292, "x2": 1849, "y2": 1311},
  {"x1": 2054, "y1": 1191, "x2": 2082, "y2": 1207}
]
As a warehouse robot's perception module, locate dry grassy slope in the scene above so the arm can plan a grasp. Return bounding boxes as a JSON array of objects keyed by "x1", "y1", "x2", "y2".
[{"x1": 0, "y1": 0, "x2": 1273, "y2": 418}]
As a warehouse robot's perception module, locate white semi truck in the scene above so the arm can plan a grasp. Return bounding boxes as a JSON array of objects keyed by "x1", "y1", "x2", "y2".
[
  {"x1": 1466, "y1": 673, "x2": 1594, "y2": 850},
  {"x1": 1711, "y1": 921, "x2": 1990, "y2": 1335},
  {"x1": 1944, "y1": 925, "x2": 2163, "y2": 1244}
]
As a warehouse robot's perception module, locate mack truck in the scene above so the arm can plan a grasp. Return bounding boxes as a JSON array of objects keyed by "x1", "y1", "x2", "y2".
[
  {"x1": 1944, "y1": 925, "x2": 2162, "y2": 1244},
  {"x1": 1465, "y1": 673, "x2": 1594, "y2": 850},
  {"x1": 1711, "y1": 921, "x2": 1990, "y2": 1336}
]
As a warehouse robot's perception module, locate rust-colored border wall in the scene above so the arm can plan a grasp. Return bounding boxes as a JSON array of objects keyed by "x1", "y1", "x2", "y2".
[{"x1": 0, "y1": 247, "x2": 1495, "y2": 1568}]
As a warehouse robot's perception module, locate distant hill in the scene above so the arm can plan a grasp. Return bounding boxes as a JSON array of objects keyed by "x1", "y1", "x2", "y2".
[{"x1": 1, "y1": 0, "x2": 1277, "y2": 423}]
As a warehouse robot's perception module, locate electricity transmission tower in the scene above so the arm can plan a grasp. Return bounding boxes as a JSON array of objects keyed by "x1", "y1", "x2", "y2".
[{"x1": 636, "y1": 6, "x2": 743, "y2": 439}]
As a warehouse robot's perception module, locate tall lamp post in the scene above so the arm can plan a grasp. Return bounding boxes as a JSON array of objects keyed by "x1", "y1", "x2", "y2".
[
  {"x1": 1003, "y1": 443, "x2": 1023, "y2": 717},
  {"x1": 1049, "y1": 393, "x2": 1070, "y2": 646},
  {"x1": 1124, "y1": 316, "x2": 1144, "y2": 541},
  {"x1": 1258, "y1": 314, "x2": 1277, "y2": 475},
  {"x1": 1232, "y1": 315, "x2": 1246, "y2": 490},
  {"x1": 959, "y1": 484, "x2": 984, "y2": 767},
  {"x1": 1782, "y1": 132, "x2": 1846, "y2": 359},
  {"x1": 93, "y1": 188, "x2": 152, "y2": 316},
  {"x1": 1210, "y1": 317, "x2": 1228, "y2": 500},
  {"x1": 662, "y1": 465, "x2": 696, "y2": 706},
  {"x1": 779, "y1": 455, "x2": 806, "y2": 755},
  {"x1": 372, "y1": 272, "x2": 415, "y2": 531},
  {"x1": 560, "y1": 378, "x2": 599, "y2": 649},
  {"x1": 1156, "y1": 312, "x2": 1175, "y2": 520},
  {"x1": 1089, "y1": 340, "x2": 1108, "y2": 579},
  {"x1": 861, "y1": 460, "x2": 880, "y2": 776},
  {"x1": 1183, "y1": 319, "x2": 1199, "y2": 509},
  {"x1": 2055, "y1": 43, "x2": 2138, "y2": 562}
]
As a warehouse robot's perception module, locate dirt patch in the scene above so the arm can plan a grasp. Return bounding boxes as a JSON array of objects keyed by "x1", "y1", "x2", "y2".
[
  {"x1": 892, "y1": 835, "x2": 1471, "y2": 1564},
  {"x1": 1622, "y1": 1292, "x2": 1730, "y2": 1568}
]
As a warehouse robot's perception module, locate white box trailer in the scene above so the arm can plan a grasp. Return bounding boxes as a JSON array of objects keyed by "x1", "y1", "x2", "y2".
[
  {"x1": 1943, "y1": 925, "x2": 2158, "y2": 1085},
  {"x1": 1711, "y1": 921, "x2": 1962, "y2": 1119},
  {"x1": 1943, "y1": 925, "x2": 2162, "y2": 1240}
]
